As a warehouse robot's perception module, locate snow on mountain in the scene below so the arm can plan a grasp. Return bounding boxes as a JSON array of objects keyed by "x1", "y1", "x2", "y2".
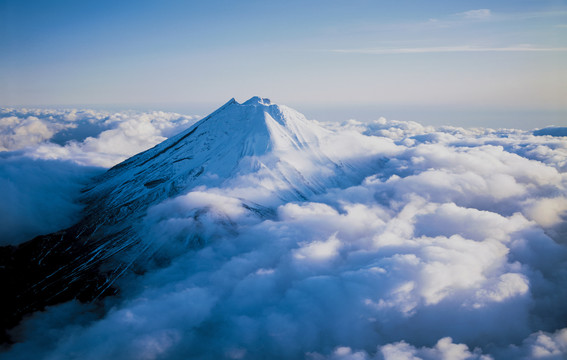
[
  {"x1": 78, "y1": 96, "x2": 399, "y2": 275},
  {"x1": 82, "y1": 97, "x2": 328, "y2": 217},
  {"x1": 0, "y1": 97, "x2": 395, "y2": 337},
  {"x1": 81, "y1": 96, "x2": 392, "y2": 236}
]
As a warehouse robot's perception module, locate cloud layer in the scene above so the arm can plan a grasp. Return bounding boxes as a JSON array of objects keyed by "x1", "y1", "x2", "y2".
[
  {"x1": 2, "y1": 112, "x2": 567, "y2": 359},
  {"x1": 0, "y1": 108, "x2": 199, "y2": 167},
  {"x1": 0, "y1": 108, "x2": 198, "y2": 245},
  {"x1": 0, "y1": 153, "x2": 103, "y2": 246}
]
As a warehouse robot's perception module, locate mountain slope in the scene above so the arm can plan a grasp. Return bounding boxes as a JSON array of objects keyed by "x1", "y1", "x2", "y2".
[
  {"x1": 81, "y1": 96, "x2": 336, "y2": 227},
  {"x1": 0, "y1": 97, "x2": 379, "y2": 342}
]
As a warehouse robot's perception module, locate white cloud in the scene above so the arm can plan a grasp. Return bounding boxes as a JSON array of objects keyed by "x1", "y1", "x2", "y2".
[
  {"x1": 0, "y1": 154, "x2": 103, "y2": 245},
  {"x1": 0, "y1": 108, "x2": 199, "y2": 245},
  {"x1": 519, "y1": 328, "x2": 567, "y2": 359},
  {"x1": 293, "y1": 233, "x2": 341, "y2": 261},
  {"x1": 457, "y1": 9, "x2": 492, "y2": 20},
  {"x1": 2, "y1": 113, "x2": 567, "y2": 359},
  {"x1": 0, "y1": 108, "x2": 199, "y2": 167},
  {"x1": 525, "y1": 197, "x2": 567, "y2": 228},
  {"x1": 0, "y1": 108, "x2": 107, "y2": 151},
  {"x1": 0, "y1": 116, "x2": 55, "y2": 151},
  {"x1": 29, "y1": 110, "x2": 198, "y2": 167}
]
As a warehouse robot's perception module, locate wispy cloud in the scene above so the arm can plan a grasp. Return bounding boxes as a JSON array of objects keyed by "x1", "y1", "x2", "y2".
[
  {"x1": 415, "y1": 9, "x2": 566, "y2": 30},
  {"x1": 457, "y1": 9, "x2": 492, "y2": 20},
  {"x1": 331, "y1": 45, "x2": 567, "y2": 55}
]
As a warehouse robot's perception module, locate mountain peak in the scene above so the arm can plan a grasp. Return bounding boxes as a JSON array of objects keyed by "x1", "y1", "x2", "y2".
[
  {"x1": 243, "y1": 96, "x2": 272, "y2": 106},
  {"x1": 82, "y1": 97, "x2": 331, "y2": 219}
]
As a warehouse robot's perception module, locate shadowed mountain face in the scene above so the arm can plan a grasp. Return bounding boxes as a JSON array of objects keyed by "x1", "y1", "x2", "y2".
[{"x1": 0, "y1": 97, "x2": 378, "y2": 343}]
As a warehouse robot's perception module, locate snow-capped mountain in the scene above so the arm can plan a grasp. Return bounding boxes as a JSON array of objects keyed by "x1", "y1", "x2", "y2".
[
  {"x1": 0, "y1": 97, "x2": 383, "y2": 340},
  {"x1": 81, "y1": 96, "x2": 341, "y2": 226},
  {"x1": 77, "y1": 96, "x2": 371, "y2": 269}
]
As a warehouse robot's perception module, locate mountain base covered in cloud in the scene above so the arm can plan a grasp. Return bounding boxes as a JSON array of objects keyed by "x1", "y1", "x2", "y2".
[
  {"x1": 0, "y1": 107, "x2": 199, "y2": 245},
  {"x1": 1, "y1": 99, "x2": 566, "y2": 359}
]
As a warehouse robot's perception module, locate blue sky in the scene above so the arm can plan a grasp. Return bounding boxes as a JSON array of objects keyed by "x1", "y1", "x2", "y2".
[{"x1": 1, "y1": 0, "x2": 566, "y2": 127}]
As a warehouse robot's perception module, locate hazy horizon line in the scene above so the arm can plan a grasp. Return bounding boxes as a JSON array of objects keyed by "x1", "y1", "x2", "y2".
[{"x1": 331, "y1": 45, "x2": 567, "y2": 55}]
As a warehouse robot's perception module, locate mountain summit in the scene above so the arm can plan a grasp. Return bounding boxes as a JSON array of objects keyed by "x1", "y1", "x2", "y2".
[
  {"x1": 82, "y1": 96, "x2": 336, "y2": 226},
  {"x1": 1, "y1": 97, "x2": 375, "y2": 340}
]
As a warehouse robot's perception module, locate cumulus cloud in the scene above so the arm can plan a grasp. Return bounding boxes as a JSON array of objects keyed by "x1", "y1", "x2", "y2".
[
  {"x1": 1, "y1": 108, "x2": 199, "y2": 167},
  {"x1": 0, "y1": 116, "x2": 54, "y2": 150},
  {"x1": 2, "y1": 115, "x2": 567, "y2": 359},
  {"x1": 0, "y1": 108, "x2": 107, "y2": 151},
  {"x1": 309, "y1": 337, "x2": 493, "y2": 360}
]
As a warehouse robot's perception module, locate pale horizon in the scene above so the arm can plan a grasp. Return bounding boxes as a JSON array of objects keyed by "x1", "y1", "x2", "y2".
[{"x1": 2, "y1": 99, "x2": 565, "y2": 130}]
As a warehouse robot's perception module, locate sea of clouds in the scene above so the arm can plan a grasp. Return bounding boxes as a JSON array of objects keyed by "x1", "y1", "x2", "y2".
[{"x1": 1, "y1": 107, "x2": 566, "y2": 359}]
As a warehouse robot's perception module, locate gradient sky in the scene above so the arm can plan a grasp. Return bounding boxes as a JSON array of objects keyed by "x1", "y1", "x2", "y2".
[{"x1": 1, "y1": 0, "x2": 566, "y2": 127}]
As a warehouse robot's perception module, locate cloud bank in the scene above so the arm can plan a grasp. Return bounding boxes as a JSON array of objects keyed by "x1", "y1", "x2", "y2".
[
  {"x1": 0, "y1": 153, "x2": 103, "y2": 246},
  {"x1": 0, "y1": 108, "x2": 199, "y2": 167},
  {"x1": 2, "y1": 113, "x2": 567, "y2": 359},
  {"x1": 0, "y1": 108, "x2": 199, "y2": 245}
]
